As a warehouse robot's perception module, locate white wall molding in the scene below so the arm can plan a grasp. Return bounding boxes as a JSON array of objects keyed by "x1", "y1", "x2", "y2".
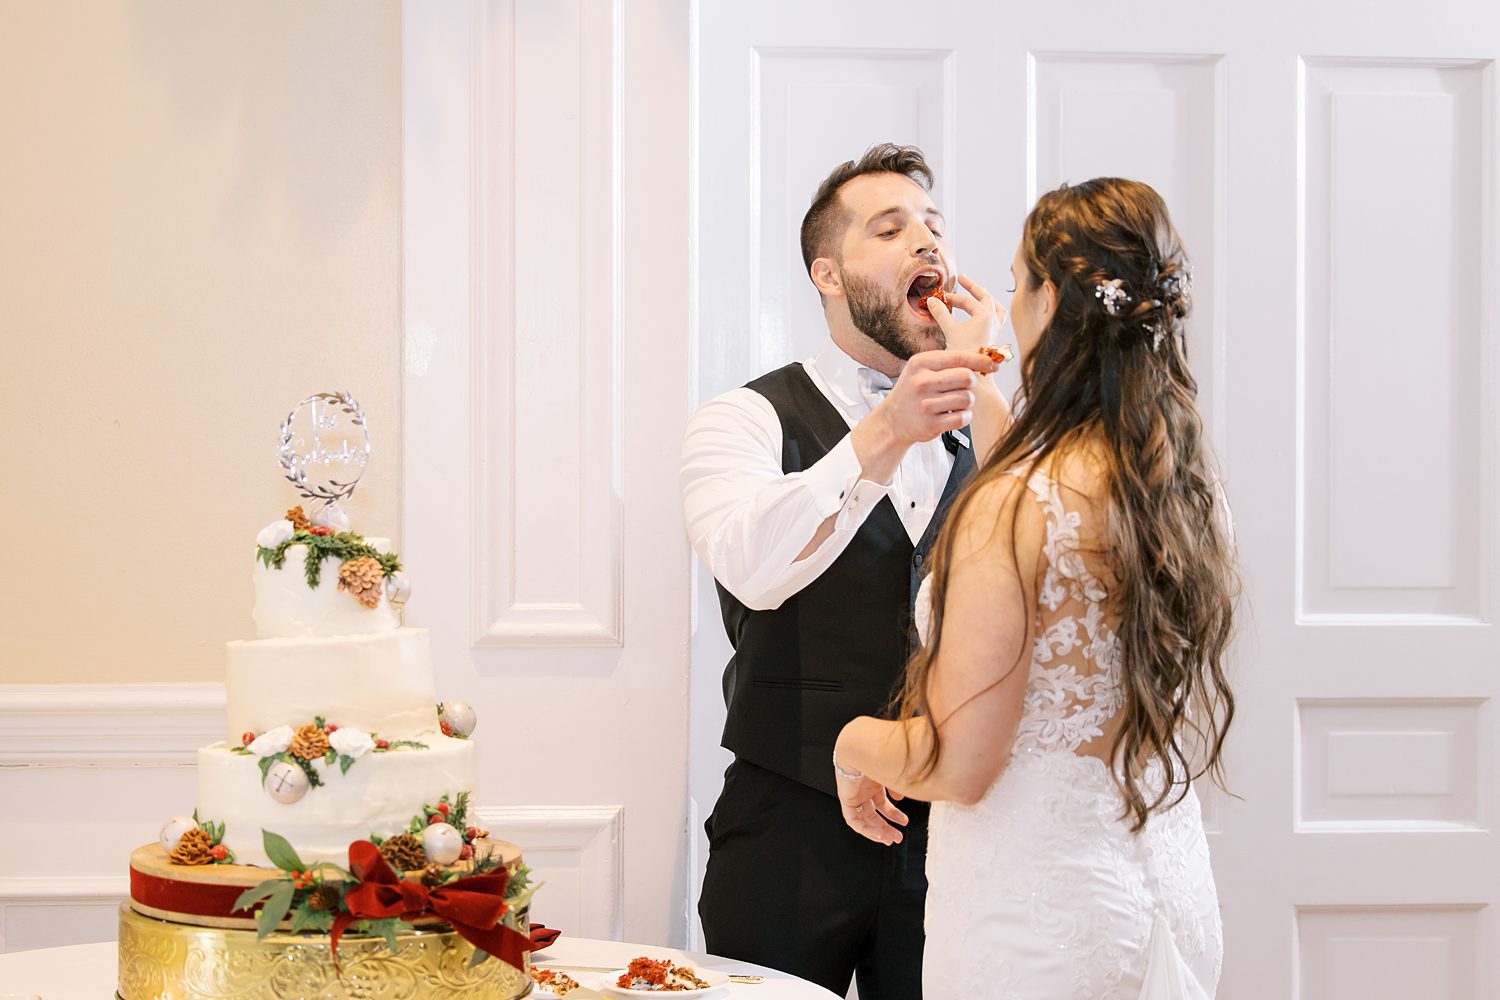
[
  {"x1": 0, "y1": 684, "x2": 225, "y2": 765},
  {"x1": 405, "y1": 0, "x2": 690, "y2": 945},
  {"x1": 0, "y1": 879, "x2": 127, "y2": 954},
  {"x1": 469, "y1": 0, "x2": 625, "y2": 648},
  {"x1": 475, "y1": 805, "x2": 624, "y2": 940}
]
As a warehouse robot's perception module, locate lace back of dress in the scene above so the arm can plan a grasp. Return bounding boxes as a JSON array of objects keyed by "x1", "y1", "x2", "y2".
[{"x1": 1012, "y1": 465, "x2": 1125, "y2": 757}]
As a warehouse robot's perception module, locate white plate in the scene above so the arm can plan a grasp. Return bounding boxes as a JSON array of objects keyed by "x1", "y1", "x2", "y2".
[
  {"x1": 599, "y1": 966, "x2": 730, "y2": 996},
  {"x1": 528, "y1": 969, "x2": 583, "y2": 999}
]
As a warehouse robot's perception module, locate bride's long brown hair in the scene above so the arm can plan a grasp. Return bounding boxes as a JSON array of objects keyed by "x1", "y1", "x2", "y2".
[{"x1": 897, "y1": 178, "x2": 1237, "y2": 831}]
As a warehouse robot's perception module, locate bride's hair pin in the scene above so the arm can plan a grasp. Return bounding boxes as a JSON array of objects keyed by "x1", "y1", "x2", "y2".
[
  {"x1": 1159, "y1": 269, "x2": 1192, "y2": 305},
  {"x1": 1094, "y1": 278, "x2": 1131, "y2": 316}
]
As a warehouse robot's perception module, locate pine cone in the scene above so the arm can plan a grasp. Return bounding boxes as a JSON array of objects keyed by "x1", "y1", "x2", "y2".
[
  {"x1": 378, "y1": 834, "x2": 427, "y2": 872},
  {"x1": 306, "y1": 883, "x2": 341, "y2": 912},
  {"x1": 420, "y1": 863, "x2": 447, "y2": 888},
  {"x1": 289, "y1": 723, "x2": 330, "y2": 760},
  {"x1": 285, "y1": 505, "x2": 313, "y2": 532},
  {"x1": 169, "y1": 827, "x2": 215, "y2": 866},
  {"x1": 338, "y1": 557, "x2": 385, "y2": 609}
]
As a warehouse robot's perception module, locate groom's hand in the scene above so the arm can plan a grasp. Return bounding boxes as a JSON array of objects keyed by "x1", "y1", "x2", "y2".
[{"x1": 851, "y1": 350, "x2": 998, "y2": 484}]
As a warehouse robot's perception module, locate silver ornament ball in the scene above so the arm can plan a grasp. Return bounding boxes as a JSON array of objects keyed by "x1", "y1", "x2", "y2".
[
  {"x1": 265, "y1": 761, "x2": 311, "y2": 804},
  {"x1": 441, "y1": 700, "x2": 477, "y2": 738},
  {"x1": 423, "y1": 822, "x2": 464, "y2": 865},
  {"x1": 385, "y1": 571, "x2": 411, "y2": 604}
]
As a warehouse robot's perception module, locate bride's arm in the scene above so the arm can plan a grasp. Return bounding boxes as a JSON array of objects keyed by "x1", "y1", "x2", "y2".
[{"x1": 836, "y1": 475, "x2": 1035, "y2": 808}]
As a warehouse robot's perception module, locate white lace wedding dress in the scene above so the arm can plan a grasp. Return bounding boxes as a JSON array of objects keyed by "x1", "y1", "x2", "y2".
[{"x1": 917, "y1": 466, "x2": 1222, "y2": 999}]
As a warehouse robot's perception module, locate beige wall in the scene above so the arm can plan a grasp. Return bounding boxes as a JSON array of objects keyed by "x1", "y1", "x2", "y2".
[{"x1": 0, "y1": 1, "x2": 401, "y2": 683}]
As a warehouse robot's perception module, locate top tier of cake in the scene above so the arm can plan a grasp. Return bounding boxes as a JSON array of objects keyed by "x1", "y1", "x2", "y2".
[{"x1": 253, "y1": 539, "x2": 399, "y2": 638}]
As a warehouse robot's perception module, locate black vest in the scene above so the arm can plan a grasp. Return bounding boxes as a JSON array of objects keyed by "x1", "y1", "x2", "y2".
[{"x1": 715, "y1": 363, "x2": 976, "y2": 795}]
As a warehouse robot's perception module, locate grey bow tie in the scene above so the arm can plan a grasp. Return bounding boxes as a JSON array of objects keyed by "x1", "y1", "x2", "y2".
[{"x1": 856, "y1": 367, "x2": 895, "y2": 409}]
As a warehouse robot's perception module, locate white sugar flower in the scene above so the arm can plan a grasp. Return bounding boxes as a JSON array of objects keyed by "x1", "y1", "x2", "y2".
[
  {"x1": 329, "y1": 727, "x2": 374, "y2": 759},
  {"x1": 256, "y1": 519, "x2": 295, "y2": 549},
  {"x1": 248, "y1": 725, "x2": 294, "y2": 757}
]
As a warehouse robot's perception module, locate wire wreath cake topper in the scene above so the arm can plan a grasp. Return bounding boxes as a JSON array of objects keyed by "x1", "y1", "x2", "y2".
[{"x1": 277, "y1": 392, "x2": 370, "y2": 528}]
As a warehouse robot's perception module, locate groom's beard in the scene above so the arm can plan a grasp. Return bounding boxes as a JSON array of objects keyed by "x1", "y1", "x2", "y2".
[{"x1": 844, "y1": 272, "x2": 944, "y2": 359}]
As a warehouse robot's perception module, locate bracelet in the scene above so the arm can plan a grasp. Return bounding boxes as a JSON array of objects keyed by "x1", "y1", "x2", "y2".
[{"x1": 832, "y1": 751, "x2": 864, "y2": 781}]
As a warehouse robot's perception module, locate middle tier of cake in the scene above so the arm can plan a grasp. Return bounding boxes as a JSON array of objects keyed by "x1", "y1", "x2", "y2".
[
  {"x1": 224, "y1": 628, "x2": 438, "y2": 743},
  {"x1": 196, "y1": 734, "x2": 473, "y2": 867}
]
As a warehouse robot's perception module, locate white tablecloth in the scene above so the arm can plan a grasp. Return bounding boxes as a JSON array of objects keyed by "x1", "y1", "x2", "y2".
[{"x1": 0, "y1": 935, "x2": 841, "y2": 999}]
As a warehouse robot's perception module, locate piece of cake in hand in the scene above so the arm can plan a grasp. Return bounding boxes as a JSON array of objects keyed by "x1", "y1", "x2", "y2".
[{"x1": 978, "y1": 343, "x2": 1015, "y2": 365}]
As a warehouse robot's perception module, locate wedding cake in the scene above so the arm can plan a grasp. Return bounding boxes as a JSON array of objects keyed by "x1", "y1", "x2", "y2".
[{"x1": 116, "y1": 394, "x2": 535, "y2": 1000}]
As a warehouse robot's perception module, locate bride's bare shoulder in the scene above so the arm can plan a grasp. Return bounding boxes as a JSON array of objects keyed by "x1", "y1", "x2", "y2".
[{"x1": 1035, "y1": 434, "x2": 1111, "y2": 505}]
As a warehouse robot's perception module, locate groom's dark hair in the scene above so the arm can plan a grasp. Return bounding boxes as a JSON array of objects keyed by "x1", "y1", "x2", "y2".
[{"x1": 800, "y1": 143, "x2": 933, "y2": 278}]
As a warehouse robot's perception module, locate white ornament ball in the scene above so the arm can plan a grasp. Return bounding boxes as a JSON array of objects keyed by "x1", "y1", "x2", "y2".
[
  {"x1": 423, "y1": 822, "x2": 464, "y2": 865},
  {"x1": 385, "y1": 571, "x2": 411, "y2": 604},
  {"x1": 159, "y1": 816, "x2": 198, "y2": 853},
  {"x1": 441, "y1": 701, "x2": 477, "y2": 738},
  {"x1": 265, "y1": 761, "x2": 311, "y2": 804}
]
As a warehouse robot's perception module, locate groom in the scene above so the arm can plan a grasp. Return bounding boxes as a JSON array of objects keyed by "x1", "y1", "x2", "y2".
[{"x1": 680, "y1": 143, "x2": 997, "y2": 999}]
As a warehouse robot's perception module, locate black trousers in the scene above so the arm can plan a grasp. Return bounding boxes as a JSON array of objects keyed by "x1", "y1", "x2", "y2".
[{"x1": 698, "y1": 758, "x2": 927, "y2": 999}]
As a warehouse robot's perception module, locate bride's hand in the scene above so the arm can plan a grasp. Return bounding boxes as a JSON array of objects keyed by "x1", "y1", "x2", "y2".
[
  {"x1": 836, "y1": 770, "x2": 909, "y2": 846},
  {"x1": 930, "y1": 273, "x2": 1005, "y2": 354}
]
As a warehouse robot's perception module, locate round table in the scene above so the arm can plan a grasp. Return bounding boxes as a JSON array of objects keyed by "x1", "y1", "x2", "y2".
[{"x1": 0, "y1": 935, "x2": 841, "y2": 999}]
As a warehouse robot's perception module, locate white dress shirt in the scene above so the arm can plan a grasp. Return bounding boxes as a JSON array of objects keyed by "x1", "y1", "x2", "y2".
[{"x1": 681, "y1": 336, "x2": 956, "y2": 611}]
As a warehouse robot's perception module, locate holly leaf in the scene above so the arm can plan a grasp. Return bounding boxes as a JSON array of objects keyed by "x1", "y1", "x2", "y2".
[
  {"x1": 286, "y1": 755, "x2": 323, "y2": 789},
  {"x1": 295, "y1": 906, "x2": 334, "y2": 932},
  {"x1": 508, "y1": 879, "x2": 542, "y2": 911},
  {"x1": 232, "y1": 877, "x2": 287, "y2": 915},
  {"x1": 255, "y1": 881, "x2": 296, "y2": 940},
  {"x1": 262, "y1": 831, "x2": 306, "y2": 873},
  {"x1": 338, "y1": 754, "x2": 355, "y2": 775},
  {"x1": 258, "y1": 755, "x2": 277, "y2": 784},
  {"x1": 362, "y1": 916, "x2": 402, "y2": 954},
  {"x1": 288, "y1": 902, "x2": 316, "y2": 933}
]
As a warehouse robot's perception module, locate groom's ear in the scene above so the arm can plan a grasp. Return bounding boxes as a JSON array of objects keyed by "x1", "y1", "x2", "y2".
[{"x1": 810, "y1": 258, "x2": 843, "y2": 300}]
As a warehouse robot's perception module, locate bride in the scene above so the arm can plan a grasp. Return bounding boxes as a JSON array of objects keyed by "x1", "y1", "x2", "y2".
[{"x1": 832, "y1": 177, "x2": 1236, "y2": 998}]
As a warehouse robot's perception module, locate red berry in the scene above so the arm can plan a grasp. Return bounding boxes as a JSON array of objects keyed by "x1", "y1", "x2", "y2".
[
  {"x1": 325, "y1": 724, "x2": 339, "y2": 733},
  {"x1": 465, "y1": 827, "x2": 479, "y2": 840},
  {"x1": 428, "y1": 814, "x2": 444, "y2": 825},
  {"x1": 211, "y1": 845, "x2": 227, "y2": 861},
  {"x1": 241, "y1": 731, "x2": 255, "y2": 746},
  {"x1": 309, "y1": 525, "x2": 332, "y2": 536},
  {"x1": 459, "y1": 844, "x2": 474, "y2": 861},
  {"x1": 375, "y1": 739, "x2": 390, "y2": 750},
  {"x1": 437, "y1": 802, "x2": 450, "y2": 815},
  {"x1": 440, "y1": 721, "x2": 453, "y2": 736}
]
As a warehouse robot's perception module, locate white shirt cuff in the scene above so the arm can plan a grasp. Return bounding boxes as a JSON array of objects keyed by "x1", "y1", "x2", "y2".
[{"x1": 794, "y1": 434, "x2": 893, "y2": 528}]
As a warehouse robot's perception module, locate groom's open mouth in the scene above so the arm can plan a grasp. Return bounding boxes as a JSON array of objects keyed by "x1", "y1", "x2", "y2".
[{"x1": 906, "y1": 269, "x2": 946, "y2": 321}]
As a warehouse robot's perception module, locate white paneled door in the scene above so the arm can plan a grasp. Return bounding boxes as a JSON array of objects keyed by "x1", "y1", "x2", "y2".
[{"x1": 693, "y1": 4, "x2": 1500, "y2": 997}]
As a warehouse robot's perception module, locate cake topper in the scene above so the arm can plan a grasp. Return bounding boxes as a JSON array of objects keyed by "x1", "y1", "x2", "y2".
[{"x1": 278, "y1": 392, "x2": 369, "y2": 530}]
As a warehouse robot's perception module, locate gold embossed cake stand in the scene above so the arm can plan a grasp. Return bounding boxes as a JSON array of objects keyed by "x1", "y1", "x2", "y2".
[{"x1": 117, "y1": 903, "x2": 532, "y2": 1000}]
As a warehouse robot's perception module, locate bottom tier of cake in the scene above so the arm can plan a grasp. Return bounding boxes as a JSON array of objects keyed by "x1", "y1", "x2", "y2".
[
  {"x1": 196, "y1": 734, "x2": 474, "y2": 867},
  {"x1": 116, "y1": 903, "x2": 533, "y2": 1000}
]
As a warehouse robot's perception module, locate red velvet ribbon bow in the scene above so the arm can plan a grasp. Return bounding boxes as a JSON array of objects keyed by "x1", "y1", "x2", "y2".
[{"x1": 329, "y1": 840, "x2": 536, "y2": 972}]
